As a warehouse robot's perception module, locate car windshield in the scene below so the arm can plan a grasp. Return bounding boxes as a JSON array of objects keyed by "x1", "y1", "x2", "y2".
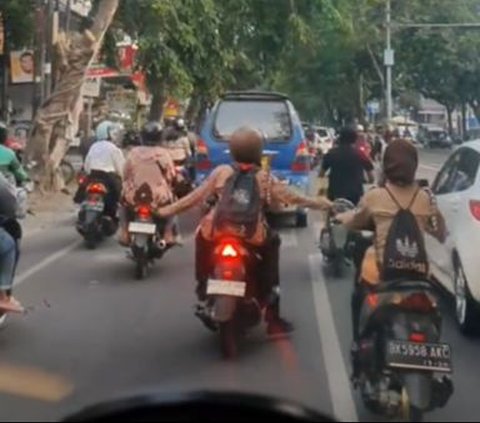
[
  {"x1": 2, "y1": 0, "x2": 479, "y2": 421},
  {"x1": 214, "y1": 100, "x2": 292, "y2": 140}
]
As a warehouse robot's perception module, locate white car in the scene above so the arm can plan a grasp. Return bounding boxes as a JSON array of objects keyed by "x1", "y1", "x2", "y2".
[
  {"x1": 314, "y1": 126, "x2": 334, "y2": 155},
  {"x1": 426, "y1": 141, "x2": 480, "y2": 334}
]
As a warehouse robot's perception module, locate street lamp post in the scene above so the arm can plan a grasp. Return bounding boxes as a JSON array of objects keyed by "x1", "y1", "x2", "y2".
[{"x1": 385, "y1": 0, "x2": 393, "y2": 122}]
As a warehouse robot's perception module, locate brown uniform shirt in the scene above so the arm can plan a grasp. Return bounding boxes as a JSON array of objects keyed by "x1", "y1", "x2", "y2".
[
  {"x1": 160, "y1": 164, "x2": 331, "y2": 245},
  {"x1": 345, "y1": 183, "x2": 447, "y2": 267}
]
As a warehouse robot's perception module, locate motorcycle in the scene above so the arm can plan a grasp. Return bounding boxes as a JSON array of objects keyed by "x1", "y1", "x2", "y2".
[
  {"x1": 76, "y1": 180, "x2": 117, "y2": 249},
  {"x1": 319, "y1": 199, "x2": 355, "y2": 277},
  {"x1": 197, "y1": 237, "x2": 267, "y2": 359},
  {"x1": 173, "y1": 159, "x2": 195, "y2": 199},
  {"x1": 127, "y1": 204, "x2": 168, "y2": 280},
  {"x1": 352, "y1": 243, "x2": 453, "y2": 421}
]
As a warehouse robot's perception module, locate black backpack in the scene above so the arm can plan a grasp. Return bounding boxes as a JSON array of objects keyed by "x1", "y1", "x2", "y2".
[
  {"x1": 382, "y1": 187, "x2": 429, "y2": 281},
  {"x1": 213, "y1": 164, "x2": 262, "y2": 238}
]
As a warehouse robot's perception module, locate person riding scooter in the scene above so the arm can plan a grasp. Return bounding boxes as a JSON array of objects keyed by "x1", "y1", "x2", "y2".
[
  {"x1": 157, "y1": 126, "x2": 332, "y2": 335},
  {"x1": 0, "y1": 172, "x2": 24, "y2": 315},
  {"x1": 120, "y1": 121, "x2": 179, "y2": 247},
  {"x1": 0, "y1": 121, "x2": 29, "y2": 186},
  {"x1": 83, "y1": 120, "x2": 125, "y2": 222},
  {"x1": 335, "y1": 139, "x2": 447, "y2": 342}
]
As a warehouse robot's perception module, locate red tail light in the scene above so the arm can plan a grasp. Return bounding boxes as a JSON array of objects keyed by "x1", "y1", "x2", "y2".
[
  {"x1": 470, "y1": 200, "x2": 480, "y2": 221},
  {"x1": 399, "y1": 293, "x2": 435, "y2": 313},
  {"x1": 291, "y1": 141, "x2": 311, "y2": 173},
  {"x1": 87, "y1": 183, "x2": 107, "y2": 195},
  {"x1": 77, "y1": 174, "x2": 87, "y2": 185},
  {"x1": 137, "y1": 205, "x2": 152, "y2": 220},
  {"x1": 221, "y1": 243, "x2": 239, "y2": 258},
  {"x1": 410, "y1": 332, "x2": 427, "y2": 343},
  {"x1": 196, "y1": 138, "x2": 212, "y2": 171}
]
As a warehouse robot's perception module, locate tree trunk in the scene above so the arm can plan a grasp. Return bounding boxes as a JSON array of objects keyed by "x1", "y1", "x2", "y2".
[
  {"x1": 446, "y1": 104, "x2": 453, "y2": 136},
  {"x1": 462, "y1": 102, "x2": 467, "y2": 139},
  {"x1": 148, "y1": 81, "x2": 166, "y2": 122},
  {"x1": 185, "y1": 92, "x2": 200, "y2": 124},
  {"x1": 26, "y1": 0, "x2": 119, "y2": 192}
]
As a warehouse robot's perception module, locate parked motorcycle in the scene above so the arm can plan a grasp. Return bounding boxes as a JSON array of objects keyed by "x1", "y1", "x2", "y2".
[
  {"x1": 196, "y1": 237, "x2": 268, "y2": 359},
  {"x1": 127, "y1": 203, "x2": 169, "y2": 280},
  {"x1": 319, "y1": 198, "x2": 355, "y2": 277},
  {"x1": 76, "y1": 180, "x2": 117, "y2": 249},
  {"x1": 352, "y1": 241, "x2": 453, "y2": 420}
]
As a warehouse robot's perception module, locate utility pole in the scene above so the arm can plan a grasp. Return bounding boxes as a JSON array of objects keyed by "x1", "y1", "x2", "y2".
[
  {"x1": 384, "y1": 0, "x2": 393, "y2": 123},
  {"x1": 44, "y1": 0, "x2": 55, "y2": 98}
]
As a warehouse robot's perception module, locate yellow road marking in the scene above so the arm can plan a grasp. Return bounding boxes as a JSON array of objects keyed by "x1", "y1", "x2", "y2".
[{"x1": 0, "y1": 364, "x2": 74, "y2": 402}]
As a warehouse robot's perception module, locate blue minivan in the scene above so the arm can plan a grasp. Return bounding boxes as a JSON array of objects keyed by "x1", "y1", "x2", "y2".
[{"x1": 196, "y1": 91, "x2": 311, "y2": 227}]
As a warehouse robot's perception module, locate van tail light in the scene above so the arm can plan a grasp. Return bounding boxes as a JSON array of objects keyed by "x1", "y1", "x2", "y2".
[
  {"x1": 409, "y1": 332, "x2": 427, "y2": 343},
  {"x1": 196, "y1": 138, "x2": 212, "y2": 171},
  {"x1": 469, "y1": 200, "x2": 480, "y2": 221},
  {"x1": 137, "y1": 205, "x2": 152, "y2": 220},
  {"x1": 399, "y1": 293, "x2": 435, "y2": 313},
  {"x1": 87, "y1": 182, "x2": 107, "y2": 195},
  {"x1": 291, "y1": 141, "x2": 311, "y2": 173}
]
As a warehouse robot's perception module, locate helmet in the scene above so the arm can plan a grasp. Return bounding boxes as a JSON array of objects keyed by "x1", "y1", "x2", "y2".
[
  {"x1": 229, "y1": 126, "x2": 263, "y2": 166},
  {"x1": 175, "y1": 118, "x2": 186, "y2": 131},
  {"x1": 95, "y1": 120, "x2": 118, "y2": 141},
  {"x1": 141, "y1": 121, "x2": 163, "y2": 145}
]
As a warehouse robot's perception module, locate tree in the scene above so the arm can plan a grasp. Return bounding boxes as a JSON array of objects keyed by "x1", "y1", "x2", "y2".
[
  {"x1": 1, "y1": 0, "x2": 34, "y2": 50},
  {"x1": 26, "y1": 0, "x2": 120, "y2": 191}
]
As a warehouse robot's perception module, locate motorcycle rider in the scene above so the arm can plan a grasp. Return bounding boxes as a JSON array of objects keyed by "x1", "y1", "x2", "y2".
[
  {"x1": 0, "y1": 121, "x2": 29, "y2": 185},
  {"x1": 120, "y1": 121, "x2": 179, "y2": 247},
  {"x1": 335, "y1": 139, "x2": 447, "y2": 342},
  {"x1": 319, "y1": 126, "x2": 374, "y2": 205},
  {"x1": 157, "y1": 126, "x2": 332, "y2": 335},
  {"x1": 0, "y1": 172, "x2": 24, "y2": 314},
  {"x1": 163, "y1": 117, "x2": 192, "y2": 164},
  {"x1": 83, "y1": 120, "x2": 125, "y2": 221}
]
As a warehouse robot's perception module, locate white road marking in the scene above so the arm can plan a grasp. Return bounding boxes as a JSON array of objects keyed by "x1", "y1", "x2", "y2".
[
  {"x1": 15, "y1": 240, "x2": 81, "y2": 286},
  {"x1": 308, "y1": 253, "x2": 358, "y2": 422},
  {"x1": 279, "y1": 229, "x2": 298, "y2": 248},
  {"x1": 419, "y1": 164, "x2": 441, "y2": 172}
]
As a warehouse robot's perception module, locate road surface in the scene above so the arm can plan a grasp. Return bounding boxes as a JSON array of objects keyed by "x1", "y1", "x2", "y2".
[{"x1": 0, "y1": 148, "x2": 477, "y2": 422}]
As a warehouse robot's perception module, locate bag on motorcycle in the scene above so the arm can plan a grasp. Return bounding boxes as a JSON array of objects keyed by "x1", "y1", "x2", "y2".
[
  {"x1": 212, "y1": 164, "x2": 261, "y2": 238},
  {"x1": 382, "y1": 187, "x2": 429, "y2": 281}
]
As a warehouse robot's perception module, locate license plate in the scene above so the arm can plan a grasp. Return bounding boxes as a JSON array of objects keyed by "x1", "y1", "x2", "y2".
[
  {"x1": 128, "y1": 222, "x2": 156, "y2": 235},
  {"x1": 85, "y1": 202, "x2": 104, "y2": 212},
  {"x1": 386, "y1": 340, "x2": 452, "y2": 373},
  {"x1": 207, "y1": 279, "x2": 247, "y2": 297}
]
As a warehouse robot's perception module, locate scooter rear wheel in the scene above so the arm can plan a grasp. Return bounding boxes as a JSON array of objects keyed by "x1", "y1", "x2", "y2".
[{"x1": 219, "y1": 321, "x2": 237, "y2": 359}]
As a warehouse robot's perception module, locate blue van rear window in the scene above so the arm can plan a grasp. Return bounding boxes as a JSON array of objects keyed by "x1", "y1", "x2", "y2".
[{"x1": 214, "y1": 100, "x2": 292, "y2": 141}]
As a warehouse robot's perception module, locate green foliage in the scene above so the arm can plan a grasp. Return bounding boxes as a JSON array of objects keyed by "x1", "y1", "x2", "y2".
[{"x1": 1, "y1": 0, "x2": 35, "y2": 50}]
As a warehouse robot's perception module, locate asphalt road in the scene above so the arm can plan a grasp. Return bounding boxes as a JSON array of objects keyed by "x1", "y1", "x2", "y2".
[{"x1": 0, "y1": 147, "x2": 478, "y2": 422}]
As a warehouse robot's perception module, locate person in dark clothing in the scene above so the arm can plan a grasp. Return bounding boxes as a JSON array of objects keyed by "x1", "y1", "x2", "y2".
[{"x1": 319, "y1": 127, "x2": 374, "y2": 205}]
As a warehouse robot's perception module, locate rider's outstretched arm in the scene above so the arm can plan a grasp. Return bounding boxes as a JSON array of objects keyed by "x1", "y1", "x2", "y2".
[{"x1": 158, "y1": 165, "x2": 226, "y2": 217}]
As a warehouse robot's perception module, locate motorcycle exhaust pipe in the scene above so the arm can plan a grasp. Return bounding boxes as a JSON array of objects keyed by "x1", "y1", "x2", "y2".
[{"x1": 157, "y1": 239, "x2": 167, "y2": 250}]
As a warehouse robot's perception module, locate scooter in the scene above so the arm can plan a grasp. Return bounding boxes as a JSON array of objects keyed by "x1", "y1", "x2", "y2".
[
  {"x1": 127, "y1": 204, "x2": 169, "y2": 280},
  {"x1": 76, "y1": 180, "x2": 118, "y2": 249},
  {"x1": 197, "y1": 237, "x2": 267, "y2": 358},
  {"x1": 319, "y1": 198, "x2": 355, "y2": 277},
  {"x1": 352, "y1": 235, "x2": 453, "y2": 421}
]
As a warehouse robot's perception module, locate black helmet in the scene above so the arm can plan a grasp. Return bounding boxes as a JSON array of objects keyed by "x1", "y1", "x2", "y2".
[{"x1": 141, "y1": 121, "x2": 163, "y2": 146}]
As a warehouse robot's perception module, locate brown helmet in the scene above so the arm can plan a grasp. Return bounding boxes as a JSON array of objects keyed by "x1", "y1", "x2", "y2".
[
  {"x1": 383, "y1": 139, "x2": 418, "y2": 186},
  {"x1": 229, "y1": 126, "x2": 263, "y2": 166}
]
